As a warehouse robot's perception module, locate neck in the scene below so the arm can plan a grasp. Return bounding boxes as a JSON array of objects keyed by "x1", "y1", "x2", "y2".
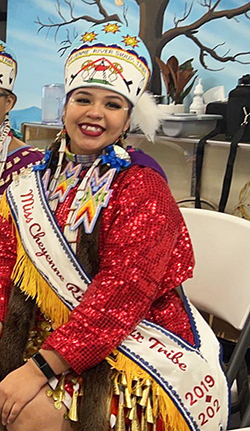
[{"x1": 65, "y1": 146, "x2": 100, "y2": 167}]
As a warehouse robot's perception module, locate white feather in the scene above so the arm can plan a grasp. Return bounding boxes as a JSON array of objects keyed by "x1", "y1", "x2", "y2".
[{"x1": 129, "y1": 92, "x2": 164, "y2": 142}]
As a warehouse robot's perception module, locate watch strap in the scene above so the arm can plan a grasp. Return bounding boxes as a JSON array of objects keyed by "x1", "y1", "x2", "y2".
[{"x1": 31, "y1": 352, "x2": 56, "y2": 380}]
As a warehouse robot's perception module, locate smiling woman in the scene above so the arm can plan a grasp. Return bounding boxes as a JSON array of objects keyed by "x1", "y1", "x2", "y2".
[
  {"x1": 64, "y1": 88, "x2": 131, "y2": 155},
  {"x1": 0, "y1": 21, "x2": 229, "y2": 431}
]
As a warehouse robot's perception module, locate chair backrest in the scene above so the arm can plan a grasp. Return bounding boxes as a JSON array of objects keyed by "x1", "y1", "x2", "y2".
[{"x1": 180, "y1": 207, "x2": 250, "y2": 331}]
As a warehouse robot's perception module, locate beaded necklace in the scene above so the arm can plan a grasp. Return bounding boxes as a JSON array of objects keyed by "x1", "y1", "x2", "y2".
[
  {"x1": 65, "y1": 146, "x2": 98, "y2": 166},
  {"x1": 45, "y1": 134, "x2": 131, "y2": 252}
]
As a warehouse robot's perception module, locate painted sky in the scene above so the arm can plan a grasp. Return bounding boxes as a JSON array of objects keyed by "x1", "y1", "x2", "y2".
[{"x1": 6, "y1": 0, "x2": 250, "y2": 110}]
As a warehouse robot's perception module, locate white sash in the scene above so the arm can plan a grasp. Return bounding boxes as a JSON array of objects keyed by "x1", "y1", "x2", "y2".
[
  {"x1": 120, "y1": 300, "x2": 229, "y2": 430},
  {"x1": 7, "y1": 169, "x2": 91, "y2": 310},
  {"x1": 7, "y1": 169, "x2": 229, "y2": 430}
]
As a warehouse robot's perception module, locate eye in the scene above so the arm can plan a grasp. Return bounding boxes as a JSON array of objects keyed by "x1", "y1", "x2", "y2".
[
  {"x1": 106, "y1": 101, "x2": 122, "y2": 110},
  {"x1": 75, "y1": 97, "x2": 91, "y2": 105}
]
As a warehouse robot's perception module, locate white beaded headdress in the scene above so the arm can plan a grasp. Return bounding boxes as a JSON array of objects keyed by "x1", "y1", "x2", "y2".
[
  {"x1": 65, "y1": 22, "x2": 151, "y2": 106},
  {"x1": 64, "y1": 22, "x2": 163, "y2": 141},
  {"x1": 0, "y1": 41, "x2": 18, "y2": 182},
  {"x1": 0, "y1": 40, "x2": 17, "y2": 93}
]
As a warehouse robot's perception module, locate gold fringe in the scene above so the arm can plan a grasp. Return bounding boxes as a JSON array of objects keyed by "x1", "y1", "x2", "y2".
[
  {"x1": 115, "y1": 393, "x2": 126, "y2": 431},
  {"x1": 141, "y1": 407, "x2": 148, "y2": 431},
  {"x1": 0, "y1": 193, "x2": 12, "y2": 221},
  {"x1": 0, "y1": 193, "x2": 70, "y2": 328},
  {"x1": 107, "y1": 351, "x2": 189, "y2": 431},
  {"x1": 68, "y1": 389, "x2": 79, "y2": 422}
]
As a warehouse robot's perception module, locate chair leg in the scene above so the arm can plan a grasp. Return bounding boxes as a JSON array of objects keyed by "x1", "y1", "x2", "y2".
[
  {"x1": 241, "y1": 402, "x2": 250, "y2": 427},
  {"x1": 226, "y1": 313, "x2": 250, "y2": 386},
  {"x1": 236, "y1": 361, "x2": 250, "y2": 418}
]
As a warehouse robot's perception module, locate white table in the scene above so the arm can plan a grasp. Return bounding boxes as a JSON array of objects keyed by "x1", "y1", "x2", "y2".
[{"x1": 126, "y1": 133, "x2": 250, "y2": 215}]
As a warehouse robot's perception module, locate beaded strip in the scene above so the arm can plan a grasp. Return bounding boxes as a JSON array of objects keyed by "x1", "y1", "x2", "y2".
[
  {"x1": 47, "y1": 138, "x2": 130, "y2": 251},
  {"x1": 0, "y1": 115, "x2": 12, "y2": 181},
  {"x1": 47, "y1": 134, "x2": 103, "y2": 250},
  {"x1": 48, "y1": 131, "x2": 66, "y2": 209},
  {"x1": 64, "y1": 157, "x2": 102, "y2": 253},
  {"x1": 65, "y1": 146, "x2": 98, "y2": 166}
]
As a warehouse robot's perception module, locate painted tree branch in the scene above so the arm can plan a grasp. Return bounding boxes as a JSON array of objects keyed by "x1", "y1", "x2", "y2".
[
  {"x1": 58, "y1": 28, "x2": 77, "y2": 56},
  {"x1": 198, "y1": 0, "x2": 222, "y2": 11},
  {"x1": 35, "y1": 0, "x2": 121, "y2": 40},
  {"x1": 82, "y1": 1, "x2": 96, "y2": 5},
  {"x1": 159, "y1": 2, "x2": 250, "y2": 51},
  {"x1": 35, "y1": 0, "x2": 250, "y2": 94},
  {"x1": 186, "y1": 30, "x2": 250, "y2": 70},
  {"x1": 174, "y1": 1, "x2": 194, "y2": 27},
  {"x1": 92, "y1": 0, "x2": 113, "y2": 19}
]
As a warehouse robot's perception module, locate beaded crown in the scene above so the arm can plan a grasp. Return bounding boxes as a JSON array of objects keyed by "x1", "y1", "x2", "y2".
[
  {"x1": 0, "y1": 40, "x2": 17, "y2": 92},
  {"x1": 64, "y1": 21, "x2": 152, "y2": 106}
]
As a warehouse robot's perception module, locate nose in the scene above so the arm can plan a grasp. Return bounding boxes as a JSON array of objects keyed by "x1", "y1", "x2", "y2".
[{"x1": 86, "y1": 102, "x2": 104, "y2": 119}]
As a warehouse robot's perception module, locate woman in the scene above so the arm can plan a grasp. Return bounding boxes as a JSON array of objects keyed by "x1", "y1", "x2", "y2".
[
  {"x1": 0, "y1": 22, "x2": 229, "y2": 431},
  {"x1": 0, "y1": 40, "x2": 43, "y2": 195}
]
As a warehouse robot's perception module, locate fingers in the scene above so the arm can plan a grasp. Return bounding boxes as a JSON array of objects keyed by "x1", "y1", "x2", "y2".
[
  {"x1": 0, "y1": 392, "x2": 24, "y2": 426},
  {"x1": 6, "y1": 403, "x2": 23, "y2": 426},
  {"x1": 0, "y1": 362, "x2": 46, "y2": 426},
  {"x1": 1, "y1": 398, "x2": 21, "y2": 426},
  {"x1": 1, "y1": 399, "x2": 12, "y2": 426}
]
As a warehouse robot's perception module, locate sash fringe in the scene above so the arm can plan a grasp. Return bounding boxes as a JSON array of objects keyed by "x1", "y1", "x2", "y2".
[
  {"x1": 0, "y1": 193, "x2": 12, "y2": 221},
  {"x1": 0, "y1": 193, "x2": 70, "y2": 328},
  {"x1": 107, "y1": 350, "x2": 189, "y2": 431}
]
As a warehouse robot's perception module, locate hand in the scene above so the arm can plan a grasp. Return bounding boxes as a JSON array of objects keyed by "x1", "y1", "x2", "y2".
[{"x1": 0, "y1": 360, "x2": 47, "y2": 426}]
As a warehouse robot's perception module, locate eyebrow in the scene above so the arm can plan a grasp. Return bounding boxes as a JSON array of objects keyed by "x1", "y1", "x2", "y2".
[{"x1": 75, "y1": 90, "x2": 124, "y2": 102}]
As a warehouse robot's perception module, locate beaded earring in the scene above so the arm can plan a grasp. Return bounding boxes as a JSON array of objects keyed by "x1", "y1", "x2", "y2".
[
  {"x1": 48, "y1": 127, "x2": 66, "y2": 195},
  {"x1": 0, "y1": 113, "x2": 11, "y2": 151},
  {"x1": 0, "y1": 113, "x2": 12, "y2": 180}
]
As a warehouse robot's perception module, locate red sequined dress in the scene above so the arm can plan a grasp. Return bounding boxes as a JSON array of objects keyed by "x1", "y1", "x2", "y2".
[{"x1": 0, "y1": 162, "x2": 195, "y2": 428}]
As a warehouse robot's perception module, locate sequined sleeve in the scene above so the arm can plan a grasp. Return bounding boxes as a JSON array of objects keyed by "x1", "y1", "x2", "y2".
[
  {"x1": 42, "y1": 167, "x2": 194, "y2": 374},
  {"x1": 0, "y1": 214, "x2": 17, "y2": 321}
]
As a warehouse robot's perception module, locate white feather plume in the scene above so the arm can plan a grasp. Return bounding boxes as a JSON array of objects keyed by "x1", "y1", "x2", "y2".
[{"x1": 129, "y1": 92, "x2": 164, "y2": 142}]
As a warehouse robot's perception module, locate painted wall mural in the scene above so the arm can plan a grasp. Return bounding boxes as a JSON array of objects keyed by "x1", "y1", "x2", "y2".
[{"x1": 6, "y1": 0, "x2": 250, "y2": 129}]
